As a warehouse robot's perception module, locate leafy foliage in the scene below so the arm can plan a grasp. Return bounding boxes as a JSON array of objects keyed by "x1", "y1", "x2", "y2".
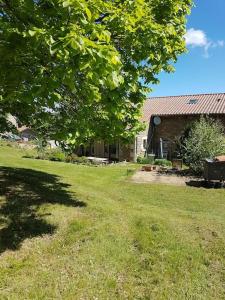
[
  {"x1": 137, "y1": 155, "x2": 154, "y2": 164},
  {"x1": 47, "y1": 148, "x2": 66, "y2": 161},
  {"x1": 154, "y1": 159, "x2": 172, "y2": 167},
  {"x1": 65, "y1": 154, "x2": 90, "y2": 164},
  {"x1": 23, "y1": 145, "x2": 94, "y2": 164},
  {"x1": 182, "y1": 116, "x2": 225, "y2": 174},
  {"x1": 0, "y1": 0, "x2": 192, "y2": 145}
]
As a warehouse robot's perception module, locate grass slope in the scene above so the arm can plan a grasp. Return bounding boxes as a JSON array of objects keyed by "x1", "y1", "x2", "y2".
[{"x1": 0, "y1": 145, "x2": 225, "y2": 299}]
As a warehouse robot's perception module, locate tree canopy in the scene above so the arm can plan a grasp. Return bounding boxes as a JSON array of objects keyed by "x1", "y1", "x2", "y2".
[{"x1": 0, "y1": 0, "x2": 192, "y2": 144}]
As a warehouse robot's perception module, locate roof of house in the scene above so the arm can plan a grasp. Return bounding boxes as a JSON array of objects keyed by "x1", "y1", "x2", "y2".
[{"x1": 142, "y1": 93, "x2": 225, "y2": 121}]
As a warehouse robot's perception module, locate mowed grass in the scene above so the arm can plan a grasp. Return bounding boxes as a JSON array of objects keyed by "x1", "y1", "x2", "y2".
[{"x1": 0, "y1": 146, "x2": 225, "y2": 299}]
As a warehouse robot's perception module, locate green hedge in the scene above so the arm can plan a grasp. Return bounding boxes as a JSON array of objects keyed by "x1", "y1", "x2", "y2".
[
  {"x1": 66, "y1": 154, "x2": 90, "y2": 164},
  {"x1": 47, "y1": 149, "x2": 66, "y2": 162},
  {"x1": 154, "y1": 159, "x2": 172, "y2": 167},
  {"x1": 137, "y1": 155, "x2": 155, "y2": 164}
]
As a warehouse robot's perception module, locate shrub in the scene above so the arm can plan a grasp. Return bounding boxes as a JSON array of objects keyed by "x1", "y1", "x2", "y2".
[
  {"x1": 76, "y1": 156, "x2": 90, "y2": 164},
  {"x1": 137, "y1": 155, "x2": 154, "y2": 164},
  {"x1": 35, "y1": 138, "x2": 48, "y2": 160},
  {"x1": 65, "y1": 154, "x2": 90, "y2": 164},
  {"x1": 47, "y1": 149, "x2": 66, "y2": 162},
  {"x1": 36, "y1": 152, "x2": 47, "y2": 160},
  {"x1": 182, "y1": 116, "x2": 225, "y2": 174},
  {"x1": 65, "y1": 153, "x2": 78, "y2": 163},
  {"x1": 154, "y1": 159, "x2": 172, "y2": 167}
]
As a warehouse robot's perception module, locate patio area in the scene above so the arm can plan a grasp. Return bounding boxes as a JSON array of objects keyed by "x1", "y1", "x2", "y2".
[{"x1": 131, "y1": 170, "x2": 202, "y2": 187}]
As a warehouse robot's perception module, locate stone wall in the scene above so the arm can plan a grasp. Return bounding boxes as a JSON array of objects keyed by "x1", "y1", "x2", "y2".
[
  {"x1": 135, "y1": 128, "x2": 149, "y2": 159},
  {"x1": 87, "y1": 114, "x2": 225, "y2": 162},
  {"x1": 151, "y1": 114, "x2": 225, "y2": 158}
]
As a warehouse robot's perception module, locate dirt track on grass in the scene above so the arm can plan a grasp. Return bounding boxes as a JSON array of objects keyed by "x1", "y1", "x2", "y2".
[{"x1": 131, "y1": 171, "x2": 200, "y2": 186}]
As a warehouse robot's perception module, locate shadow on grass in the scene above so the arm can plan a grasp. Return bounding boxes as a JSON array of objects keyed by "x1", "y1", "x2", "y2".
[
  {"x1": 0, "y1": 167, "x2": 86, "y2": 254},
  {"x1": 186, "y1": 180, "x2": 225, "y2": 189}
]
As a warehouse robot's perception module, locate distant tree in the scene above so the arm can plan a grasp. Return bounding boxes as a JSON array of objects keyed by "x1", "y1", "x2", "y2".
[
  {"x1": 0, "y1": 0, "x2": 192, "y2": 145},
  {"x1": 182, "y1": 116, "x2": 225, "y2": 174}
]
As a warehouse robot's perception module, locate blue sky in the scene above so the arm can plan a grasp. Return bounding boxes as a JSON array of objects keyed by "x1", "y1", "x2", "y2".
[{"x1": 150, "y1": 0, "x2": 225, "y2": 97}]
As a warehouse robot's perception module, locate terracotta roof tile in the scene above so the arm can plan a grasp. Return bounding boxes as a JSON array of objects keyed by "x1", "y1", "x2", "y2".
[{"x1": 142, "y1": 93, "x2": 225, "y2": 122}]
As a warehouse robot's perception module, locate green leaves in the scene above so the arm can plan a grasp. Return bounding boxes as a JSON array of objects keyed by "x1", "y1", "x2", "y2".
[
  {"x1": 106, "y1": 71, "x2": 124, "y2": 90},
  {"x1": 182, "y1": 117, "x2": 225, "y2": 174},
  {"x1": 28, "y1": 30, "x2": 36, "y2": 37},
  {"x1": 85, "y1": 6, "x2": 92, "y2": 21},
  {"x1": 0, "y1": 0, "x2": 192, "y2": 145}
]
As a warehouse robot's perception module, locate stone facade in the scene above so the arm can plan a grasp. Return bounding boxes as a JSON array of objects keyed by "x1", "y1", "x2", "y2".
[
  {"x1": 134, "y1": 128, "x2": 149, "y2": 159},
  {"x1": 148, "y1": 114, "x2": 225, "y2": 159},
  {"x1": 78, "y1": 114, "x2": 225, "y2": 162}
]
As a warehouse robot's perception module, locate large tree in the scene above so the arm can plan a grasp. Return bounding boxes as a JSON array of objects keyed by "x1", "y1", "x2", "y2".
[{"x1": 0, "y1": 0, "x2": 192, "y2": 144}]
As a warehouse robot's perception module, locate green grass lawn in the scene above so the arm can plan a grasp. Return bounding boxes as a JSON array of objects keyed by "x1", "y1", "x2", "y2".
[{"x1": 0, "y1": 145, "x2": 225, "y2": 299}]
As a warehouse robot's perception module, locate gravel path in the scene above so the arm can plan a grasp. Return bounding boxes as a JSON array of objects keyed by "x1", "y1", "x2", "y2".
[{"x1": 131, "y1": 171, "x2": 199, "y2": 186}]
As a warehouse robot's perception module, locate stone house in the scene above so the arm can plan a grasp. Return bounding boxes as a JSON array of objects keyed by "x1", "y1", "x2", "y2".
[
  {"x1": 9, "y1": 93, "x2": 224, "y2": 161},
  {"x1": 88, "y1": 93, "x2": 225, "y2": 161},
  {"x1": 138, "y1": 93, "x2": 225, "y2": 160}
]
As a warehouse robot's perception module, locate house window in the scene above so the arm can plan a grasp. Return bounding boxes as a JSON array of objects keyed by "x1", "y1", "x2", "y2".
[
  {"x1": 142, "y1": 137, "x2": 147, "y2": 151},
  {"x1": 188, "y1": 99, "x2": 198, "y2": 104}
]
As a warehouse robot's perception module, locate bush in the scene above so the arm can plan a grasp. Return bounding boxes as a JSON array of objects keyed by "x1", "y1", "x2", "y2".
[
  {"x1": 137, "y1": 155, "x2": 154, "y2": 164},
  {"x1": 76, "y1": 156, "x2": 90, "y2": 164},
  {"x1": 182, "y1": 116, "x2": 225, "y2": 174},
  {"x1": 154, "y1": 159, "x2": 172, "y2": 167},
  {"x1": 32, "y1": 147, "x2": 66, "y2": 162},
  {"x1": 36, "y1": 152, "x2": 47, "y2": 160},
  {"x1": 65, "y1": 153, "x2": 78, "y2": 163},
  {"x1": 47, "y1": 149, "x2": 66, "y2": 162},
  {"x1": 66, "y1": 154, "x2": 90, "y2": 164},
  {"x1": 35, "y1": 138, "x2": 48, "y2": 160}
]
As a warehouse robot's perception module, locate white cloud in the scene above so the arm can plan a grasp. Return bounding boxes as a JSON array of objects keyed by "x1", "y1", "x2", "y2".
[
  {"x1": 185, "y1": 28, "x2": 207, "y2": 47},
  {"x1": 184, "y1": 28, "x2": 224, "y2": 58}
]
